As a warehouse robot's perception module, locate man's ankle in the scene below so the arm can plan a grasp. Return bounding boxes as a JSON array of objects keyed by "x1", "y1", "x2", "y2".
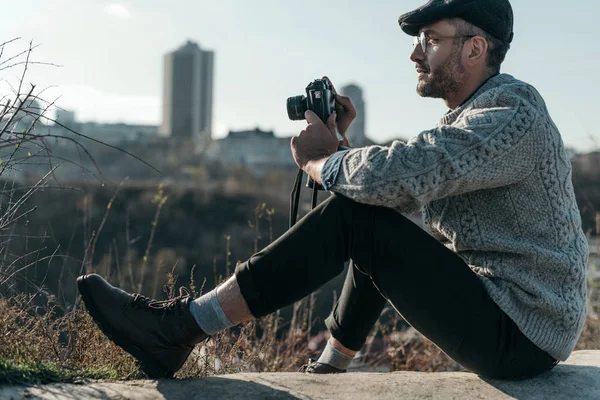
[
  {"x1": 329, "y1": 337, "x2": 357, "y2": 357},
  {"x1": 188, "y1": 289, "x2": 234, "y2": 335},
  {"x1": 317, "y1": 339, "x2": 356, "y2": 371}
]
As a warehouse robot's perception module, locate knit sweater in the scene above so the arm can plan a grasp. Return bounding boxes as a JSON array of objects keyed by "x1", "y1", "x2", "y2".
[{"x1": 321, "y1": 73, "x2": 588, "y2": 361}]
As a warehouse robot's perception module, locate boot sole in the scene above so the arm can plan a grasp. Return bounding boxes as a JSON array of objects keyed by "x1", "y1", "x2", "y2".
[{"x1": 77, "y1": 275, "x2": 174, "y2": 379}]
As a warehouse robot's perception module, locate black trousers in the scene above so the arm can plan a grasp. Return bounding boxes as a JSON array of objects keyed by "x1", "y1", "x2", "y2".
[{"x1": 235, "y1": 194, "x2": 558, "y2": 379}]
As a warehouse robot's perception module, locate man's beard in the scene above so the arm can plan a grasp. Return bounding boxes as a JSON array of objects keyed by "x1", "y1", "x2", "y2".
[{"x1": 416, "y1": 47, "x2": 465, "y2": 99}]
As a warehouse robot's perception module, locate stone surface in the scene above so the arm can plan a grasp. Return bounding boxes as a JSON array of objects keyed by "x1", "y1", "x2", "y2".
[{"x1": 1, "y1": 350, "x2": 599, "y2": 399}]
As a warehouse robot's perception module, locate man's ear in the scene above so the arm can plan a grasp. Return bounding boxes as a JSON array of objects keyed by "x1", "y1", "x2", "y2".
[{"x1": 465, "y1": 36, "x2": 488, "y2": 67}]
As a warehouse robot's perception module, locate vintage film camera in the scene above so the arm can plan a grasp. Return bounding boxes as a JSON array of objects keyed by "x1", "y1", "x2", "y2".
[
  {"x1": 286, "y1": 79, "x2": 344, "y2": 185},
  {"x1": 286, "y1": 78, "x2": 344, "y2": 226},
  {"x1": 287, "y1": 79, "x2": 336, "y2": 126}
]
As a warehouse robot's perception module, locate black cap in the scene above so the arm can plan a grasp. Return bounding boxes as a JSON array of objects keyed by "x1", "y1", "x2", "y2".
[{"x1": 398, "y1": 0, "x2": 514, "y2": 43}]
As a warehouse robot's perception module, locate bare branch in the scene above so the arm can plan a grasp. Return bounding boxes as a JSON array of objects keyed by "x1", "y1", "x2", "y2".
[
  {"x1": 88, "y1": 179, "x2": 127, "y2": 269},
  {"x1": 0, "y1": 38, "x2": 21, "y2": 49},
  {"x1": 0, "y1": 166, "x2": 58, "y2": 230},
  {"x1": 15, "y1": 40, "x2": 34, "y2": 100},
  {"x1": 0, "y1": 246, "x2": 49, "y2": 286},
  {"x1": 0, "y1": 85, "x2": 36, "y2": 137},
  {"x1": 0, "y1": 43, "x2": 40, "y2": 67},
  {"x1": 0, "y1": 38, "x2": 22, "y2": 63},
  {"x1": 0, "y1": 61, "x2": 63, "y2": 72}
]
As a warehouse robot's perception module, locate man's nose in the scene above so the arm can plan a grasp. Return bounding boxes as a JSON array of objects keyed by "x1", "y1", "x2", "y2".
[{"x1": 410, "y1": 44, "x2": 425, "y2": 63}]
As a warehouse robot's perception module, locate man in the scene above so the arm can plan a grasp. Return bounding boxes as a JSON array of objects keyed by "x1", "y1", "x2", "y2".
[{"x1": 78, "y1": 0, "x2": 588, "y2": 380}]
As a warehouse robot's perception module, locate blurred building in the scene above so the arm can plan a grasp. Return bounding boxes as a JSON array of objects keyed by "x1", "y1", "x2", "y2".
[
  {"x1": 76, "y1": 122, "x2": 158, "y2": 144},
  {"x1": 55, "y1": 109, "x2": 77, "y2": 129},
  {"x1": 160, "y1": 40, "x2": 214, "y2": 144},
  {"x1": 341, "y1": 83, "x2": 368, "y2": 147},
  {"x1": 46, "y1": 110, "x2": 158, "y2": 144},
  {"x1": 203, "y1": 128, "x2": 295, "y2": 176},
  {"x1": 572, "y1": 151, "x2": 600, "y2": 176},
  {"x1": 2, "y1": 96, "x2": 44, "y2": 134}
]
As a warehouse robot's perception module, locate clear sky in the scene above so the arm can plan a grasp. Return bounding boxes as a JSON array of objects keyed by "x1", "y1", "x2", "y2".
[{"x1": 3, "y1": 0, "x2": 600, "y2": 152}]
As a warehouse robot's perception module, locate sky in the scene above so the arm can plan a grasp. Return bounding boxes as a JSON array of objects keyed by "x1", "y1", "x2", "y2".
[{"x1": 2, "y1": 0, "x2": 600, "y2": 152}]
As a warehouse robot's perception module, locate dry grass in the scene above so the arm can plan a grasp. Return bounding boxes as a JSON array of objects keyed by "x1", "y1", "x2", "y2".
[
  {"x1": 0, "y1": 280, "x2": 319, "y2": 383},
  {"x1": 0, "y1": 295, "x2": 140, "y2": 384},
  {"x1": 3, "y1": 268, "x2": 598, "y2": 384}
]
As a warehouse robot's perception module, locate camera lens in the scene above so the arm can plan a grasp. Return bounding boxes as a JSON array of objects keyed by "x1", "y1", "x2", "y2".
[{"x1": 286, "y1": 96, "x2": 307, "y2": 120}]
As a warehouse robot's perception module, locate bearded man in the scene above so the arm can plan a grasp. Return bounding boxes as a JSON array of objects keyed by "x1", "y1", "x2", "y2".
[{"x1": 77, "y1": 0, "x2": 588, "y2": 380}]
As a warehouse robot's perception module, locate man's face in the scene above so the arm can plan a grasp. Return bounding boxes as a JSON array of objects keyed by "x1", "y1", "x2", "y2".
[{"x1": 410, "y1": 20, "x2": 467, "y2": 99}]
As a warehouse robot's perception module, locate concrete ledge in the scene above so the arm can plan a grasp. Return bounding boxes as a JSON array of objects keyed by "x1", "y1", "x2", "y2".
[{"x1": 2, "y1": 350, "x2": 599, "y2": 399}]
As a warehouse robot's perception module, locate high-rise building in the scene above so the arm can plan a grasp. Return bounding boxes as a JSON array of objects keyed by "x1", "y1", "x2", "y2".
[
  {"x1": 160, "y1": 40, "x2": 214, "y2": 143},
  {"x1": 55, "y1": 109, "x2": 76, "y2": 129},
  {"x1": 341, "y1": 84, "x2": 367, "y2": 147}
]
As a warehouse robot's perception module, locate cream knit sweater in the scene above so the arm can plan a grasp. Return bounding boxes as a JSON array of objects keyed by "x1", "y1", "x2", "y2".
[{"x1": 323, "y1": 73, "x2": 588, "y2": 361}]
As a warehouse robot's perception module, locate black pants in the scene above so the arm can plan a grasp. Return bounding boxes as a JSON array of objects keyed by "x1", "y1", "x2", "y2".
[{"x1": 235, "y1": 194, "x2": 558, "y2": 379}]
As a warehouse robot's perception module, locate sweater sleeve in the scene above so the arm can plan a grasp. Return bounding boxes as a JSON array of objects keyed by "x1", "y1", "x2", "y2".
[{"x1": 328, "y1": 87, "x2": 543, "y2": 212}]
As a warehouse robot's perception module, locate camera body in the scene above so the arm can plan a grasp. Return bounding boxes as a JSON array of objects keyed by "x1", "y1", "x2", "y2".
[
  {"x1": 287, "y1": 79, "x2": 343, "y2": 189},
  {"x1": 287, "y1": 78, "x2": 336, "y2": 125}
]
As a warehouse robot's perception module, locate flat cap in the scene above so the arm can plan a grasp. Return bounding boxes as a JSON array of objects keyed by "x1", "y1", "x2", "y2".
[{"x1": 398, "y1": 0, "x2": 514, "y2": 43}]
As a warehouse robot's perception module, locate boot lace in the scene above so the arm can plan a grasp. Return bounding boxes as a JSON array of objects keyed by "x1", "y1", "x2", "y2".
[
  {"x1": 298, "y1": 358, "x2": 346, "y2": 373},
  {"x1": 298, "y1": 358, "x2": 318, "y2": 373},
  {"x1": 130, "y1": 287, "x2": 191, "y2": 316}
]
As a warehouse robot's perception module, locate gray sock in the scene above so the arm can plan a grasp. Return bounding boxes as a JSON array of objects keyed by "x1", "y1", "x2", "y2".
[
  {"x1": 189, "y1": 289, "x2": 234, "y2": 335},
  {"x1": 317, "y1": 341, "x2": 355, "y2": 371}
]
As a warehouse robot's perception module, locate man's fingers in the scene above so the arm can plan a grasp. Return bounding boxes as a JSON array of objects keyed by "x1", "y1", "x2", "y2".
[
  {"x1": 322, "y1": 75, "x2": 338, "y2": 95},
  {"x1": 326, "y1": 112, "x2": 337, "y2": 136},
  {"x1": 335, "y1": 93, "x2": 351, "y2": 107},
  {"x1": 306, "y1": 110, "x2": 336, "y2": 137},
  {"x1": 304, "y1": 109, "x2": 322, "y2": 125},
  {"x1": 335, "y1": 94, "x2": 357, "y2": 117}
]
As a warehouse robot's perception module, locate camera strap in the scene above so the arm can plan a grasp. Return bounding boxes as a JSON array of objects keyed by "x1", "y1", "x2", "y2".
[{"x1": 289, "y1": 169, "x2": 320, "y2": 228}]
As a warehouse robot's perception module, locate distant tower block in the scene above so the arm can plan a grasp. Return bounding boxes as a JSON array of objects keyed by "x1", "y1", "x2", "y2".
[
  {"x1": 160, "y1": 40, "x2": 214, "y2": 143},
  {"x1": 55, "y1": 109, "x2": 76, "y2": 128},
  {"x1": 341, "y1": 84, "x2": 366, "y2": 147}
]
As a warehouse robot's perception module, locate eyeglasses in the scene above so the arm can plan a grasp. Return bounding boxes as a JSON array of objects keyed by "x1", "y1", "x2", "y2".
[{"x1": 413, "y1": 32, "x2": 476, "y2": 53}]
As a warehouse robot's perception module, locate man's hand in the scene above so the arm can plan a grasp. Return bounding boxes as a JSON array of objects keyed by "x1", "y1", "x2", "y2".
[
  {"x1": 291, "y1": 110, "x2": 338, "y2": 183},
  {"x1": 323, "y1": 76, "x2": 356, "y2": 147}
]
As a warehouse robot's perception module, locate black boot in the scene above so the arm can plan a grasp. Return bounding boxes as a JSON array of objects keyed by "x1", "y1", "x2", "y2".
[{"x1": 77, "y1": 273, "x2": 207, "y2": 379}]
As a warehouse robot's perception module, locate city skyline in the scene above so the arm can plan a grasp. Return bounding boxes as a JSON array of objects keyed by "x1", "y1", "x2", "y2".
[{"x1": 4, "y1": 0, "x2": 600, "y2": 152}]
